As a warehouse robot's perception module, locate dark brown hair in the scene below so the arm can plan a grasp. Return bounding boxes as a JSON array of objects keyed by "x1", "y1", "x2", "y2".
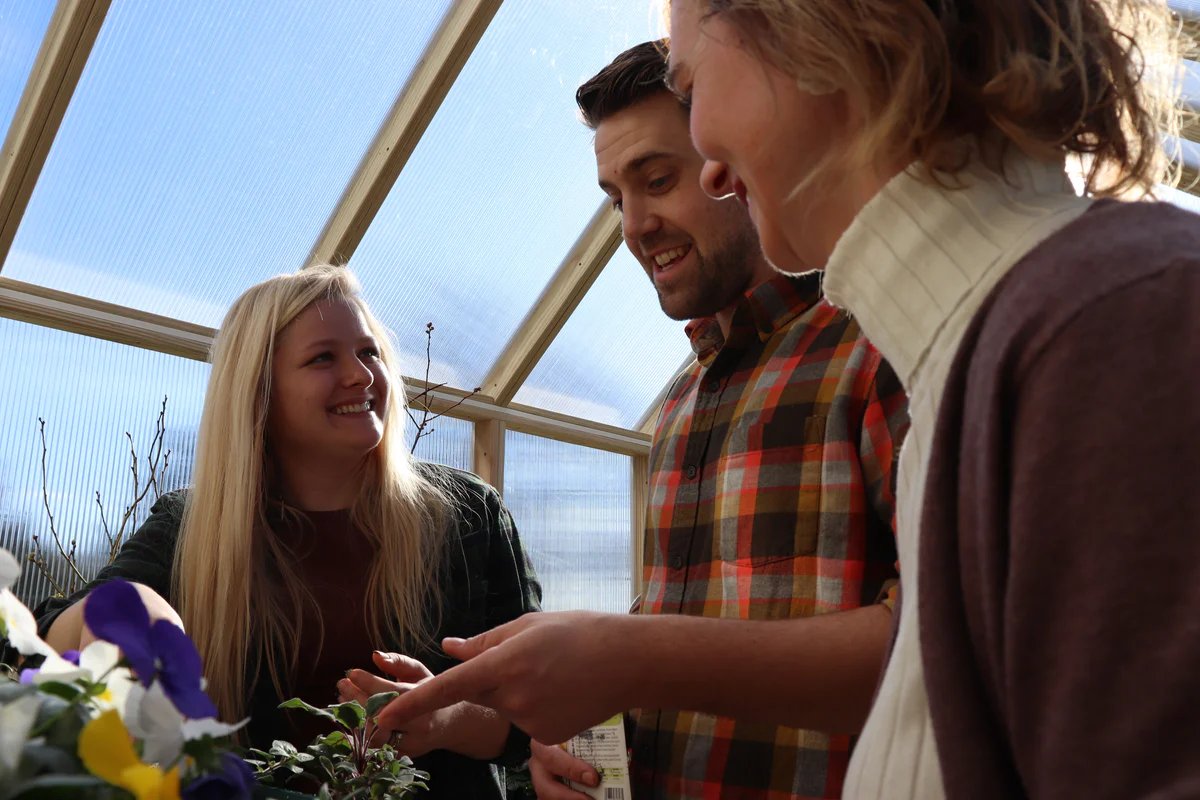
[{"x1": 577, "y1": 40, "x2": 675, "y2": 129}]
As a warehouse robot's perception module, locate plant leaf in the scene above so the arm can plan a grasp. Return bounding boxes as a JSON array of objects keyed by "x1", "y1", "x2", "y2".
[
  {"x1": 278, "y1": 697, "x2": 339, "y2": 724},
  {"x1": 365, "y1": 691, "x2": 397, "y2": 719},
  {"x1": 330, "y1": 700, "x2": 366, "y2": 731}
]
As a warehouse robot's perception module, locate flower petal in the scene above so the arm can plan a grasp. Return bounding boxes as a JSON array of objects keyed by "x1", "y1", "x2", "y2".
[
  {"x1": 79, "y1": 709, "x2": 139, "y2": 786},
  {"x1": 180, "y1": 715, "x2": 248, "y2": 741},
  {"x1": 0, "y1": 589, "x2": 56, "y2": 658},
  {"x1": 181, "y1": 753, "x2": 255, "y2": 800},
  {"x1": 0, "y1": 549, "x2": 19, "y2": 592},
  {"x1": 32, "y1": 649, "x2": 91, "y2": 684},
  {"x1": 0, "y1": 694, "x2": 41, "y2": 775},
  {"x1": 84, "y1": 582, "x2": 155, "y2": 685},
  {"x1": 127, "y1": 682, "x2": 185, "y2": 766},
  {"x1": 119, "y1": 763, "x2": 181, "y2": 800},
  {"x1": 149, "y1": 620, "x2": 216, "y2": 719},
  {"x1": 79, "y1": 640, "x2": 121, "y2": 677}
]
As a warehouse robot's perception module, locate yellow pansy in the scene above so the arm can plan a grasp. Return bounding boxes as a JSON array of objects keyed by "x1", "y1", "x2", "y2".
[{"x1": 79, "y1": 710, "x2": 181, "y2": 800}]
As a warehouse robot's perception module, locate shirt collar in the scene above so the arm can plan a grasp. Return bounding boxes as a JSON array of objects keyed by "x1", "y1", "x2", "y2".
[{"x1": 686, "y1": 271, "x2": 824, "y2": 365}]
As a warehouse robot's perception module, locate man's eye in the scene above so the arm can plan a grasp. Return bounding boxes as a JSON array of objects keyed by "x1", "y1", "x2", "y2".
[{"x1": 610, "y1": 198, "x2": 623, "y2": 211}]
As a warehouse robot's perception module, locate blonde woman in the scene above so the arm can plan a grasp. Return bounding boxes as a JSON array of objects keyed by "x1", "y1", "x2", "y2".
[
  {"x1": 36, "y1": 265, "x2": 541, "y2": 799},
  {"x1": 662, "y1": 0, "x2": 1200, "y2": 797}
]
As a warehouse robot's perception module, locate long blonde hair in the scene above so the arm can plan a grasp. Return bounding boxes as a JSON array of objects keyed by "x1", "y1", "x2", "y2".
[
  {"x1": 684, "y1": 0, "x2": 1185, "y2": 195},
  {"x1": 173, "y1": 265, "x2": 448, "y2": 722}
]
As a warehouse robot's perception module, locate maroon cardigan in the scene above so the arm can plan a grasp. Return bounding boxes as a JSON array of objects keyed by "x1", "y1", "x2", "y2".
[{"x1": 919, "y1": 199, "x2": 1200, "y2": 798}]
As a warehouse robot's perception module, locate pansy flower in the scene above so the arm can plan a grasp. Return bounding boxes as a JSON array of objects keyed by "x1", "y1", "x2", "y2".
[
  {"x1": 0, "y1": 549, "x2": 55, "y2": 659},
  {"x1": 181, "y1": 752, "x2": 256, "y2": 800},
  {"x1": 79, "y1": 709, "x2": 181, "y2": 800},
  {"x1": 83, "y1": 580, "x2": 217, "y2": 719}
]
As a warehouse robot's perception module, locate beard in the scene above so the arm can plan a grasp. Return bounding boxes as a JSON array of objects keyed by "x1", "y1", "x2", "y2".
[{"x1": 653, "y1": 220, "x2": 763, "y2": 322}]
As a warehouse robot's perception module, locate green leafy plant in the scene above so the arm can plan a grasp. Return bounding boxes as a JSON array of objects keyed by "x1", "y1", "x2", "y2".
[{"x1": 247, "y1": 693, "x2": 428, "y2": 799}]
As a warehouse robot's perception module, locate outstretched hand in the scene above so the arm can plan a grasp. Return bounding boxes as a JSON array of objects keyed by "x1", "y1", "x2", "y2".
[{"x1": 375, "y1": 611, "x2": 636, "y2": 745}]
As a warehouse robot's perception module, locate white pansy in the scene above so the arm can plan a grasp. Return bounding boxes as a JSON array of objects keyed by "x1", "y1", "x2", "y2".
[
  {"x1": 34, "y1": 641, "x2": 137, "y2": 717},
  {"x1": 124, "y1": 682, "x2": 246, "y2": 765},
  {"x1": 0, "y1": 589, "x2": 55, "y2": 659},
  {"x1": 0, "y1": 548, "x2": 55, "y2": 659}
]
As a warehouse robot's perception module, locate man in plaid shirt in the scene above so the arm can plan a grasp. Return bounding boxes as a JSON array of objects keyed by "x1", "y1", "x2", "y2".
[
  {"x1": 377, "y1": 41, "x2": 908, "y2": 800},
  {"x1": 523, "y1": 41, "x2": 908, "y2": 799}
]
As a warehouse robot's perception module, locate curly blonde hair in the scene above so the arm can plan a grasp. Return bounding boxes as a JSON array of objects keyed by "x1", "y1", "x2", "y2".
[{"x1": 680, "y1": 0, "x2": 1187, "y2": 195}]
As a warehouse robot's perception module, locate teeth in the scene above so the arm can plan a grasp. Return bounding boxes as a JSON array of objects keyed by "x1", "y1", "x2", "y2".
[
  {"x1": 653, "y1": 246, "x2": 688, "y2": 267},
  {"x1": 333, "y1": 401, "x2": 372, "y2": 415}
]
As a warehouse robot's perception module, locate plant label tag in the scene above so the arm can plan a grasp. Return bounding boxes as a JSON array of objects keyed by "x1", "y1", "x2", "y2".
[{"x1": 564, "y1": 714, "x2": 633, "y2": 800}]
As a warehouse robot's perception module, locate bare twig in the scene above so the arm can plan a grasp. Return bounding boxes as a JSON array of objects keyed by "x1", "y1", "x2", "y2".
[
  {"x1": 34, "y1": 396, "x2": 173, "y2": 593},
  {"x1": 36, "y1": 418, "x2": 87, "y2": 590},
  {"x1": 408, "y1": 325, "x2": 480, "y2": 455}
]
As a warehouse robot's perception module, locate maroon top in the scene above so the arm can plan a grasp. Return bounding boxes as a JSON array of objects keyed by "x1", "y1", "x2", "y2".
[
  {"x1": 919, "y1": 200, "x2": 1200, "y2": 797},
  {"x1": 255, "y1": 507, "x2": 379, "y2": 747}
]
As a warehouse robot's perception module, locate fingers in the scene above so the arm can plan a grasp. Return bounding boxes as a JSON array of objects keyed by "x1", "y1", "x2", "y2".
[
  {"x1": 529, "y1": 741, "x2": 597, "y2": 800},
  {"x1": 371, "y1": 650, "x2": 432, "y2": 682},
  {"x1": 440, "y1": 613, "x2": 535, "y2": 662},
  {"x1": 376, "y1": 656, "x2": 498, "y2": 731},
  {"x1": 345, "y1": 668, "x2": 404, "y2": 697}
]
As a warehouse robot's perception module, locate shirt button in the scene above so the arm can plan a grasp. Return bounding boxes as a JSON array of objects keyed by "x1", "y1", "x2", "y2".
[
  {"x1": 685, "y1": 464, "x2": 697, "y2": 479},
  {"x1": 669, "y1": 555, "x2": 684, "y2": 570}
]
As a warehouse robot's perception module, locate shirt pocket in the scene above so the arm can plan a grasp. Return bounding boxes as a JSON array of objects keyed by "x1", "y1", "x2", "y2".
[{"x1": 715, "y1": 415, "x2": 827, "y2": 562}]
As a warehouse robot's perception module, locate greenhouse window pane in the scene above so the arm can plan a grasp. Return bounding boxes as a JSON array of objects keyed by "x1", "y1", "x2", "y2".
[
  {"x1": 351, "y1": 0, "x2": 659, "y2": 391},
  {"x1": 405, "y1": 411, "x2": 473, "y2": 473},
  {"x1": 4, "y1": 0, "x2": 451, "y2": 326},
  {"x1": 0, "y1": 320, "x2": 210, "y2": 606},
  {"x1": 513, "y1": 248, "x2": 691, "y2": 427},
  {"x1": 504, "y1": 431, "x2": 632, "y2": 612},
  {"x1": 0, "y1": 3, "x2": 55, "y2": 143}
]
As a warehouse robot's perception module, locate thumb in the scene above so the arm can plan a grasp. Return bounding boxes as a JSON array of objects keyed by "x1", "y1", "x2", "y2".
[{"x1": 372, "y1": 650, "x2": 432, "y2": 681}]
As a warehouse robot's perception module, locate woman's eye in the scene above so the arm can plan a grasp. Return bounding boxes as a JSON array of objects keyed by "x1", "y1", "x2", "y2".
[
  {"x1": 360, "y1": 347, "x2": 381, "y2": 360},
  {"x1": 307, "y1": 351, "x2": 333, "y2": 365}
]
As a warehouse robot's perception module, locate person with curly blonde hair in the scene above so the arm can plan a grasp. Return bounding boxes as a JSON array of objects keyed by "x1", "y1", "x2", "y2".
[{"x1": 661, "y1": 0, "x2": 1199, "y2": 796}]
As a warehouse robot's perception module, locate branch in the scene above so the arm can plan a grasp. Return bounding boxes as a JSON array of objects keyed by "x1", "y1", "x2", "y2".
[{"x1": 37, "y1": 418, "x2": 87, "y2": 587}]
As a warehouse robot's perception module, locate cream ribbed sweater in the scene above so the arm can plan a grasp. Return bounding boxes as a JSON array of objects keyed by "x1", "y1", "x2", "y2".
[{"x1": 824, "y1": 155, "x2": 1092, "y2": 798}]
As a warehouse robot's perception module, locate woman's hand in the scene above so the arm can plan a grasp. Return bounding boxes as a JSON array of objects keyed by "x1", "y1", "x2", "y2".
[
  {"x1": 338, "y1": 650, "x2": 510, "y2": 761},
  {"x1": 338, "y1": 651, "x2": 442, "y2": 756}
]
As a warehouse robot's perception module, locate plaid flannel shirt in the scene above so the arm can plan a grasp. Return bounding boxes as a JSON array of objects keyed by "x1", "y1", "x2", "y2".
[{"x1": 631, "y1": 272, "x2": 908, "y2": 799}]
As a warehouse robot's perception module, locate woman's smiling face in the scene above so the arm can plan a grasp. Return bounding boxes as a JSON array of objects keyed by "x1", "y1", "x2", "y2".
[{"x1": 667, "y1": 0, "x2": 871, "y2": 271}]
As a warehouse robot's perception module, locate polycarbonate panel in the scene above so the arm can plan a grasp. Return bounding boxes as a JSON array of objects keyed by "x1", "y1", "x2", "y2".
[
  {"x1": 503, "y1": 431, "x2": 632, "y2": 612},
  {"x1": 513, "y1": 248, "x2": 691, "y2": 427},
  {"x1": 404, "y1": 410, "x2": 473, "y2": 473},
  {"x1": 1156, "y1": 183, "x2": 1200, "y2": 213},
  {"x1": 351, "y1": 0, "x2": 661, "y2": 390},
  {"x1": 0, "y1": 3, "x2": 56, "y2": 146},
  {"x1": 0, "y1": 319, "x2": 210, "y2": 606},
  {"x1": 4, "y1": 1, "x2": 451, "y2": 326}
]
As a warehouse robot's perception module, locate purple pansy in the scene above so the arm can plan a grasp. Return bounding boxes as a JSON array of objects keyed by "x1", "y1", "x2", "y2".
[
  {"x1": 182, "y1": 753, "x2": 256, "y2": 800},
  {"x1": 83, "y1": 580, "x2": 217, "y2": 719}
]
